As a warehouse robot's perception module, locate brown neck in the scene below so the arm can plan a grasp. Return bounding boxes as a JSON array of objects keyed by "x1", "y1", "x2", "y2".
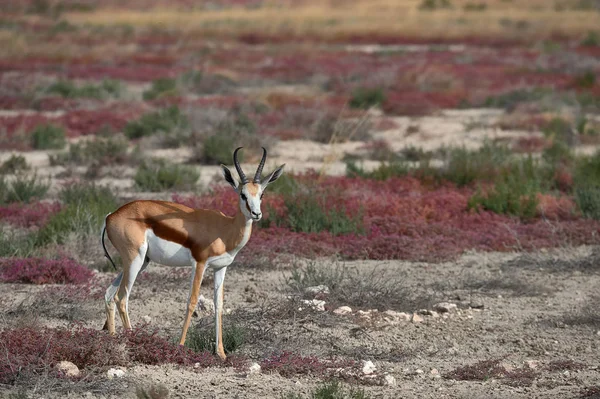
[{"x1": 224, "y1": 207, "x2": 253, "y2": 252}]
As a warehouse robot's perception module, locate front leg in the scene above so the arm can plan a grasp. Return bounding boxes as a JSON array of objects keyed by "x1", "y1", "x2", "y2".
[
  {"x1": 179, "y1": 261, "x2": 205, "y2": 346},
  {"x1": 214, "y1": 267, "x2": 227, "y2": 360}
]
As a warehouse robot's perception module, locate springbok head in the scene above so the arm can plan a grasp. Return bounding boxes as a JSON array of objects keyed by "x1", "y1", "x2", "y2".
[{"x1": 220, "y1": 147, "x2": 285, "y2": 222}]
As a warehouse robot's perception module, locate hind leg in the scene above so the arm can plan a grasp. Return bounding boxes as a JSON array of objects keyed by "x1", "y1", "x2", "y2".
[
  {"x1": 103, "y1": 272, "x2": 123, "y2": 334},
  {"x1": 115, "y1": 243, "x2": 149, "y2": 330}
]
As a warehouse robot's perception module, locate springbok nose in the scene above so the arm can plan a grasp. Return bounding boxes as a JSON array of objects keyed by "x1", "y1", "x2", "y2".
[{"x1": 252, "y1": 211, "x2": 262, "y2": 218}]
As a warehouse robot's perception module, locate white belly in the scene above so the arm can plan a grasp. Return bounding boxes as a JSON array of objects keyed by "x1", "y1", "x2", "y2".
[{"x1": 145, "y1": 229, "x2": 194, "y2": 267}]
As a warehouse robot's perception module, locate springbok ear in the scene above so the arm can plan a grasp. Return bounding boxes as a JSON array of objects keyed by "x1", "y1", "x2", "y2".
[
  {"x1": 261, "y1": 164, "x2": 285, "y2": 190},
  {"x1": 220, "y1": 165, "x2": 238, "y2": 190}
]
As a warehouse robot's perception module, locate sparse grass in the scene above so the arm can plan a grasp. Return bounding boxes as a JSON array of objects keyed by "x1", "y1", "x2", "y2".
[
  {"x1": 287, "y1": 261, "x2": 431, "y2": 311},
  {"x1": 310, "y1": 114, "x2": 372, "y2": 144},
  {"x1": 43, "y1": 79, "x2": 122, "y2": 99},
  {"x1": 135, "y1": 383, "x2": 170, "y2": 399},
  {"x1": 124, "y1": 106, "x2": 188, "y2": 140},
  {"x1": 30, "y1": 124, "x2": 66, "y2": 150},
  {"x1": 49, "y1": 135, "x2": 129, "y2": 166},
  {"x1": 143, "y1": 77, "x2": 178, "y2": 101},
  {"x1": 561, "y1": 295, "x2": 600, "y2": 328},
  {"x1": 419, "y1": 0, "x2": 453, "y2": 10},
  {"x1": 36, "y1": 183, "x2": 118, "y2": 246},
  {"x1": 582, "y1": 31, "x2": 600, "y2": 46},
  {"x1": 346, "y1": 160, "x2": 409, "y2": 180},
  {"x1": 283, "y1": 380, "x2": 369, "y2": 399},
  {"x1": 0, "y1": 155, "x2": 29, "y2": 174},
  {"x1": 0, "y1": 173, "x2": 49, "y2": 204},
  {"x1": 574, "y1": 70, "x2": 596, "y2": 89},
  {"x1": 185, "y1": 322, "x2": 246, "y2": 355},
  {"x1": 0, "y1": 229, "x2": 36, "y2": 258},
  {"x1": 134, "y1": 160, "x2": 199, "y2": 192}
]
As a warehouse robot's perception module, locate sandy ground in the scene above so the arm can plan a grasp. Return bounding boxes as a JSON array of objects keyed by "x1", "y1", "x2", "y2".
[{"x1": 3, "y1": 246, "x2": 599, "y2": 398}]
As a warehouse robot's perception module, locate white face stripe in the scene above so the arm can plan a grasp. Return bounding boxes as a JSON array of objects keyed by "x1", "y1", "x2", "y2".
[{"x1": 239, "y1": 185, "x2": 263, "y2": 221}]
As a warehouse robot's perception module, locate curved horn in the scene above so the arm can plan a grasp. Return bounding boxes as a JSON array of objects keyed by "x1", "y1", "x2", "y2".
[
  {"x1": 253, "y1": 147, "x2": 267, "y2": 183},
  {"x1": 233, "y1": 147, "x2": 248, "y2": 184}
]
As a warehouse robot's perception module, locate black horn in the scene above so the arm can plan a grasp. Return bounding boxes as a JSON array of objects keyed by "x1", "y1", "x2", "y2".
[
  {"x1": 233, "y1": 147, "x2": 248, "y2": 184},
  {"x1": 254, "y1": 147, "x2": 267, "y2": 183}
]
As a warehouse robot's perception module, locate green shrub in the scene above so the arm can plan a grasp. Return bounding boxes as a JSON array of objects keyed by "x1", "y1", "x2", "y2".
[
  {"x1": 419, "y1": 0, "x2": 452, "y2": 10},
  {"x1": 134, "y1": 160, "x2": 199, "y2": 192},
  {"x1": 197, "y1": 109, "x2": 259, "y2": 164},
  {"x1": 124, "y1": 106, "x2": 188, "y2": 139},
  {"x1": 468, "y1": 157, "x2": 545, "y2": 219},
  {"x1": 36, "y1": 183, "x2": 118, "y2": 246},
  {"x1": 574, "y1": 150, "x2": 600, "y2": 188},
  {"x1": 49, "y1": 136, "x2": 128, "y2": 166},
  {"x1": 0, "y1": 155, "x2": 29, "y2": 174},
  {"x1": 575, "y1": 187, "x2": 600, "y2": 219},
  {"x1": 0, "y1": 229, "x2": 36, "y2": 257},
  {"x1": 582, "y1": 31, "x2": 600, "y2": 47},
  {"x1": 349, "y1": 87, "x2": 385, "y2": 109},
  {"x1": 185, "y1": 323, "x2": 245, "y2": 355},
  {"x1": 0, "y1": 174, "x2": 49, "y2": 204},
  {"x1": 142, "y1": 78, "x2": 178, "y2": 101},
  {"x1": 272, "y1": 193, "x2": 363, "y2": 236},
  {"x1": 44, "y1": 79, "x2": 122, "y2": 99},
  {"x1": 346, "y1": 160, "x2": 410, "y2": 180},
  {"x1": 574, "y1": 70, "x2": 596, "y2": 89},
  {"x1": 439, "y1": 143, "x2": 512, "y2": 187},
  {"x1": 30, "y1": 124, "x2": 66, "y2": 150}
]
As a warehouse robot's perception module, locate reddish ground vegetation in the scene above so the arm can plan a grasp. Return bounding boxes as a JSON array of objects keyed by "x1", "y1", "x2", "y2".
[
  {"x1": 0, "y1": 325, "x2": 238, "y2": 385},
  {"x1": 260, "y1": 351, "x2": 356, "y2": 378},
  {"x1": 0, "y1": 258, "x2": 94, "y2": 285},
  {"x1": 0, "y1": 201, "x2": 61, "y2": 228},
  {"x1": 175, "y1": 176, "x2": 600, "y2": 262}
]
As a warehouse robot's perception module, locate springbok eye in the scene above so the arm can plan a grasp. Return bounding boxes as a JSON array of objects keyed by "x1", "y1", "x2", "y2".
[{"x1": 240, "y1": 193, "x2": 247, "y2": 201}]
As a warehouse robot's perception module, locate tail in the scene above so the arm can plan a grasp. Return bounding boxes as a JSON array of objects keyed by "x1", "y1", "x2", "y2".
[{"x1": 101, "y1": 213, "x2": 117, "y2": 271}]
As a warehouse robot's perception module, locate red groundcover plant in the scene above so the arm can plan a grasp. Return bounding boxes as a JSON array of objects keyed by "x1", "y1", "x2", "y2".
[
  {"x1": 0, "y1": 258, "x2": 94, "y2": 285},
  {"x1": 174, "y1": 175, "x2": 600, "y2": 262},
  {"x1": 0, "y1": 325, "x2": 240, "y2": 385},
  {"x1": 0, "y1": 201, "x2": 61, "y2": 228}
]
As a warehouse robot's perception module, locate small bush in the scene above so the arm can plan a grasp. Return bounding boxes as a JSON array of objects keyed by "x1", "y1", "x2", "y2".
[
  {"x1": 272, "y1": 194, "x2": 363, "y2": 236},
  {"x1": 124, "y1": 106, "x2": 188, "y2": 140},
  {"x1": 574, "y1": 70, "x2": 597, "y2": 89},
  {"x1": 0, "y1": 258, "x2": 93, "y2": 285},
  {"x1": 582, "y1": 31, "x2": 600, "y2": 47},
  {"x1": 575, "y1": 187, "x2": 600, "y2": 219},
  {"x1": 143, "y1": 78, "x2": 178, "y2": 101},
  {"x1": 186, "y1": 322, "x2": 246, "y2": 355},
  {"x1": 349, "y1": 87, "x2": 385, "y2": 109},
  {"x1": 261, "y1": 352, "x2": 355, "y2": 378},
  {"x1": 0, "y1": 155, "x2": 29, "y2": 174},
  {"x1": 30, "y1": 124, "x2": 67, "y2": 150},
  {"x1": 0, "y1": 174, "x2": 49, "y2": 204},
  {"x1": 0, "y1": 229, "x2": 36, "y2": 258},
  {"x1": 134, "y1": 160, "x2": 199, "y2": 192},
  {"x1": 44, "y1": 79, "x2": 122, "y2": 99},
  {"x1": 201, "y1": 134, "x2": 237, "y2": 165},
  {"x1": 50, "y1": 136, "x2": 128, "y2": 166},
  {"x1": 36, "y1": 183, "x2": 118, "y2": 245},
  {"x1": 419, "y1": 0, "x2": 452, "y2": 10}
]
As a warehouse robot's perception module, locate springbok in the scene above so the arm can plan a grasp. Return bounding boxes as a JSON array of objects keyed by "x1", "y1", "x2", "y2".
[{"x1": 101, "y1": 147, "x2": 284, "y2": 360}]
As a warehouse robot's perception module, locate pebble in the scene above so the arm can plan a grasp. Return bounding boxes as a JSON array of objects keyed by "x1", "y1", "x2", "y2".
[
  {"x1": 248, "y1": 362, "x2": 261, "y2": 374},
  {"x1": 333, "y1": 306, "x2": 352, "y2": 315},
  {"x1": 433, "y1": 302, "x2": 458, "y2": 313},
  {"x1": 107, "y1": 368, "x2": 126, "y2": 379},
  {"x1": 300, "y1": 299, "x2": 326, "y2": 311},
  {"x1": 362, "y1": 360, "x2": 376, "y2": 375},
  {"x1": 56, "y1": 361, "x2": 80, "y2": 377},
  {"x1": 524, "y1": 360, "x2": 539, "y2": 369},
  {"x1": 384, "y1": 375, "x2": 396, "y2": 386},
  {"x1": 142, "y1": 315, "x2": 152, "y2": 323},
  {"x1": 411, "y1": 313, "x2": 424, "y2": 323},
  {"x1": 469, "y1": 301, "x2": 484, "y2": 309},
  {"x1": 304, "y1": 285, "x2": 330, "y2": 296}
]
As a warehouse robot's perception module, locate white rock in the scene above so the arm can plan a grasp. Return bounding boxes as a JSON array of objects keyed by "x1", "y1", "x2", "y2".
[
  {"x1": 415, "y1": 368, "x2": 424, "y2": 374},
  {"x1": 384, "y1": 310, "x2": 410, "y2": 321},
  {"x1": 433, "y1": 302, "x2": 458, "y2": 313},
  {"x1": 301, "y1": 299, "x2": 326, "y2": 311},
  {"x1": 198, "y1": 295, "x2": 214, "y2": 314},
  {"x1": 411, "y1": 313, "x2": 424, "y2": 323},
  {"x1": 56, "y1": 361, "x2": 80, "y2": 377},
  {"x1": 357, "y1": 310, "x2": 372, "y2": 318},
  {"x1": 107, "y1": 368, "x2": 126, "y2": 379},
  {"x1": 524, "y1": 360, "x2": 539, "y2": 369},
  {"x1": 248, "y1": 362, "x2": 261, "y2": 374},
  {"x1": 362, "y1": 360, "x2": 376, "y2": 375},
  {"x1": 142, "y1": 315, "x2": 152, "y2": 323},
  {"x1": 304, "y1": 285, "x2": 330, "y2": 296},
  {"x1": 333, "y1": 306, "x2": 353, "y2": 315},
  {"x1": 384, "y1": 374, "x2": 396, "y2": 386}
]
